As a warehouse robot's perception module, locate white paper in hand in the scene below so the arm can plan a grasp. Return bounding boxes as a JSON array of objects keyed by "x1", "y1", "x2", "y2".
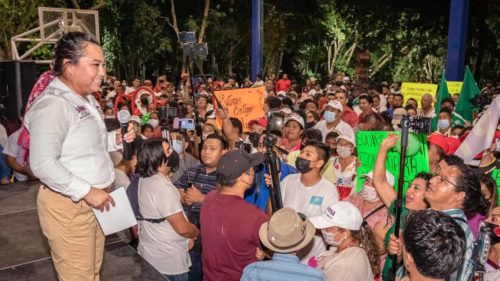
[{"x1": 92, "y1": 187, "x2": 137, "y2": 235}]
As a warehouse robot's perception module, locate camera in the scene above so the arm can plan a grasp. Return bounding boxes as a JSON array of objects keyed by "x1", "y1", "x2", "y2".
[
  {"x1": 235, "y1": 141, "x2": 252, "y2": 153},
  {"x1": 408, "y1": 116, "x2": 432, "y2": 134}
]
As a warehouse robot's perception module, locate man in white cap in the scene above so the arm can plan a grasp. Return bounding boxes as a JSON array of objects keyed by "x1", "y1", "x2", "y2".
[
  {"x1": 314, "y1": 100, "x2": 354, "y2": 142},
  {"x1": 241, "y1": 208, "x2": 326, "y2": 281},
  {"x1": 309, "y1": 201, "x2": 378, "y2": 281}
]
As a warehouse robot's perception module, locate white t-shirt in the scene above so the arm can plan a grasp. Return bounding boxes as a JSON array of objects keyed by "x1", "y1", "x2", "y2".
[
  {"x1": 113, "y1": 168, "x2": 130, "y2": 190},
  {"x1": 314, "y1": 120, "x2": 355, "y2": 141},
  {"x1": 280, "y1": 173, "x2": 339, "y2": 263},
  {"x1": 316, "y1": 247, "x2": 374, "y2": 281},
  {"x1": 0, "y1": 124, "x2": 7, "y2": 148},
  {"x1": 137, "y1": 173, "x2": 191, "y2": 275},
  {"x1": 2, "y1": 129, "x2": 27, "y2": 181}
]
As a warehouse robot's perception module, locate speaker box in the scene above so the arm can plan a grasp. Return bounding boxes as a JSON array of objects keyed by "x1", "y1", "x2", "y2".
[{"x1": 0, "y1": 61, "x2": 37, "y2": 120}]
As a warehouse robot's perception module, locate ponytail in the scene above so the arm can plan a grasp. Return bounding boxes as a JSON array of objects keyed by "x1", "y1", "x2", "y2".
[{"x1": 351, "y1": 222, "x2": 381, "y2": 276}]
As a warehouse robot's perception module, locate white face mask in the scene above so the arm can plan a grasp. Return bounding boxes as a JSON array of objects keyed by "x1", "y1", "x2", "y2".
[
  {"x1": 438, "y1": 119, "x2": 450, "y2": 130},
  {"x1": 171, "y1": 139, "x2": 184, "y2": 154},
  {"x1": 337, "y1": 146, "x2": 351, "y2": 158},
  {"x1": 321, "y1": 229, "x2": 346, "y2": 246},
  {"x1": 361, "y1": 184, "x2": 379, "y2": 202},
  {"x1": 148, "y1": 119, "x2": 159, "y2": 128}
]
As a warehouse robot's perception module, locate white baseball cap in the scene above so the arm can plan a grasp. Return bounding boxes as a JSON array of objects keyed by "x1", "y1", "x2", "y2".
[
  {"x1": 309, "y1": 201, "x2": 363, "y2": 231},
  {"x1": 277, "y1": 91, "x2": 287, "y2": 97},
  {"x1": 280, "y1": 108, "x2": 293, "y2": 115},
  {"x1": 337, "y1": 134, "x2": 356, "y2": 147},
  {"x1": 325, "y1": 100, "x2": 343, "y2": 112},
  {"x1": 363, "y1": 170, "x2": 395, "y2": 186},
  {"x1": 284, "y1": 114, "x2": 305, "y2": 129}
]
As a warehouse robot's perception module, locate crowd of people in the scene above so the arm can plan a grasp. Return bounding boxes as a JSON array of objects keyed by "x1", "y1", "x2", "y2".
[{"x1": 1, "y1": 31, "x2": 500, "y2": 281}]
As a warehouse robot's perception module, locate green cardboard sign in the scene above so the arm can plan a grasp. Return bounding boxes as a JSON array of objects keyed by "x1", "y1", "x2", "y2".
[
  {"x1": 355, "y1": 131, "x2": 430, "y2": 193},
  {"x1": 492, "y1": 169, "x2": 500, "y2": 206}
]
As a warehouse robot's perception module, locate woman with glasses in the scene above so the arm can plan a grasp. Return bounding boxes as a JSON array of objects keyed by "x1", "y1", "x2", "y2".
[{"x1": 305, "y1": 110, "x2": 320, "y2": 129}]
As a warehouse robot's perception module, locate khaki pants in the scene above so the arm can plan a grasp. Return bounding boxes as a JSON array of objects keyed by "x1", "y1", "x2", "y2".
[{"x1": 37, "y1": 186, "x2": 105, "y2": 281}]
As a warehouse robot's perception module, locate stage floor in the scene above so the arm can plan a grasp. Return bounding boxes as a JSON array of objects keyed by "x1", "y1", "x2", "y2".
[{"x1": 0, "y1": 181, "x2": 167, "y2": 281}]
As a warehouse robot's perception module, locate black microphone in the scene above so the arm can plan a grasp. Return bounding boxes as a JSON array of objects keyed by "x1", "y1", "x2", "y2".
[{"x1": 117, "y1": 110, "x2": 132, "y2": 160}]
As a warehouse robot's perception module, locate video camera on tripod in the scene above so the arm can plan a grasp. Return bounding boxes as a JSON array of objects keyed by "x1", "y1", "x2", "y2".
[{"x1": 263, "y1": 111, "x2": 286, "y2": 212}]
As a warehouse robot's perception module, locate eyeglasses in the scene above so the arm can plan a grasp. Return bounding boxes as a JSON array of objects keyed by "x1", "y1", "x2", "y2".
[{"x1": 433, "y1": 173, "x2": 459, "y2": 189}]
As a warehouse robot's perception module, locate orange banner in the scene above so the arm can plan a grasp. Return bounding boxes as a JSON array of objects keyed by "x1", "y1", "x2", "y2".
[{"x1": 214, "y1": 86, "x2": 266, "y2": 132}]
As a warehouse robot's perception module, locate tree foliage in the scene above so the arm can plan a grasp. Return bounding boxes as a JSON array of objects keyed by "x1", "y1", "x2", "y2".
[{"x1": 0, "y1": 0, "x2": 498, "y2": 83}]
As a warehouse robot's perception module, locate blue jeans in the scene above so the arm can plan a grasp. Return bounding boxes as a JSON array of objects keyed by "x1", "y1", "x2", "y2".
[
  {"x1": 165, "y1": 272, "x2": 188, "y2": 281},
  {"x1": 0, "y1": 146, "x2": 11, "y2": 180},
  {"x1": 188, "y1": 251, "x2": 203, "y2": 281}
]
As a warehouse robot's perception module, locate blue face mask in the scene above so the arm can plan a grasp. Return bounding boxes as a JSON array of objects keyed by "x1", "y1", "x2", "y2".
[
  {"x1": 324, "y1": 111, "x2": 336, "y2": 123},
  {"x1": 438, "y1": 119, "x2": 450, "y2": 129},
  {"x1": 171, "y1": 139, "x2": 184, "y2": 154},
  {"x1": 106, "y1": 101, "x2": 114, "y2": 108}
]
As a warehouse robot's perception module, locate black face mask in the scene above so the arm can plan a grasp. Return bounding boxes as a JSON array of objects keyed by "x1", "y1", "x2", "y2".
[
  {"x1": 305, "y1": 122, "x2": 315, "y2": 129},
  {"x1": 140, "y1": 97, "x2": 149, "y2": 106},
  {"x1": 295, "y1": 157, "x2": 312, "y2": 174},
  {"x1": 485, "y1": 222, "x2": 500, "y2": 245},
  {"x1": 166, "y1": 150, "x2": 180, "y2": 172},
  {"x1": 335, "y1": 81, "x2": 342, "y2": 86}
]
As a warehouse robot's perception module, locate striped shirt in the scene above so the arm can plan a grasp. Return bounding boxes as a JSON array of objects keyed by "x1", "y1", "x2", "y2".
[
  {"x1": 241, "y1": 253, "x2": 326, "y2": 281},
  {"x1": 443, "y1": 209, "x2": 474, "y2": 281},
  {"x1": 174, "y1": 164, "x2": 219, "y2": 226}
]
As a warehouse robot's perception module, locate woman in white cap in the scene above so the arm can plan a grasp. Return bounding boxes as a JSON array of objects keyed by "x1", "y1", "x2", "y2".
[
  {"x1": 309, "y1": 201, "x2": 380, "y2": 281},
  {"x1": 330, "y1": 134, "x2": 358, "y2": 200},
  {"x1": 282, "y1": 114, "x2": 305, "y2": 152}
]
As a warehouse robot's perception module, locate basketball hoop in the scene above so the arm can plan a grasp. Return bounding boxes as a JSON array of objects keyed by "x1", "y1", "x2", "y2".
[{"x1": 10, "y1": 7, "x2": 99, "y2": 63}]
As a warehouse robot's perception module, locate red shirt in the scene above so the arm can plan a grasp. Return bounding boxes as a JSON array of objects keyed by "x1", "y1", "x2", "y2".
[
  {"x1": 276, "y1": 79, "x2": 291, "y2": 92},
  {"x1": 201, "y1": 191, "x2": 268, "y2": 281},
  {"x1": 341, "y1": 106, "x2": 359, "y2": 128}
]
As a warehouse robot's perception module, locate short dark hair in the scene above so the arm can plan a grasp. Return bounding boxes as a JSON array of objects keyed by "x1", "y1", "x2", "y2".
[
  {"x1": 205, "y1": 133, "x2": 228, "y2": 150},
  {"x1": 403, "y1": 210, "x2": 466, "y2": 278},
  {"x1": 53, "y1": 32, "x2": 100, "y2": 77},
  {"x1": 229, "y1": 117, "x2": 243, "y2": 135},
  {"x1": 137, "y1": 139, "x2": 167, "y2": 178},
  {"x1": 442, "y1": 155, "x2": 483, "y2": 215},
  {"x1": 303, "y1": 140, "x2": 329, "y2": 169},
  {"x1": 440, "y1": 107, "x2": 453, "y2": 117},
  {"x1": 266, "y1": 96, "x2": 282, "y2": 110},
  {"x1": 301, "y1": 99, "x2": 318, "y2": 110},
  {"x1": 441, "y1": 97, "x2": 455, "y2": 107},
  {"x1": 407, "y1": 98, "x2": 418, "y2": 107},
  {"x1": 301, "y1": 129, "x2": 323, "y2": 143},
  {"x1": 141, "y1": 123, "x2": 153, "y2": 133},
  {"x1": 325, "y1": 131, "x2": 340, "y2": 141},
  {"x1": 394, "y1": 93, "x2": 404, "y2": 100},
  {"x1": 281, "y1": 97, "x2": 294, "y2": 108},
  {"x1": 359, "y1": 95, "x2": 373, "y2": 104}
]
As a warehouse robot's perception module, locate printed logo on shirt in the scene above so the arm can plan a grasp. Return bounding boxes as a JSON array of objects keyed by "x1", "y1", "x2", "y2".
[
  {"x1": 75, "y1": 105, "x2": 90, "y2": 119},
  {"x1": 309, "y1": 196, "x2": 324, "y2": 206}
]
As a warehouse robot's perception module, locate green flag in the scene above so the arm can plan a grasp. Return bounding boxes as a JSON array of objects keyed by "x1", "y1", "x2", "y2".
[
  {"x1": 432, "y1": 71, "x2": 450, "y2": 130},
  {"x1": 455, "y1": 66, "x2": 480, "y2": 122}
]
